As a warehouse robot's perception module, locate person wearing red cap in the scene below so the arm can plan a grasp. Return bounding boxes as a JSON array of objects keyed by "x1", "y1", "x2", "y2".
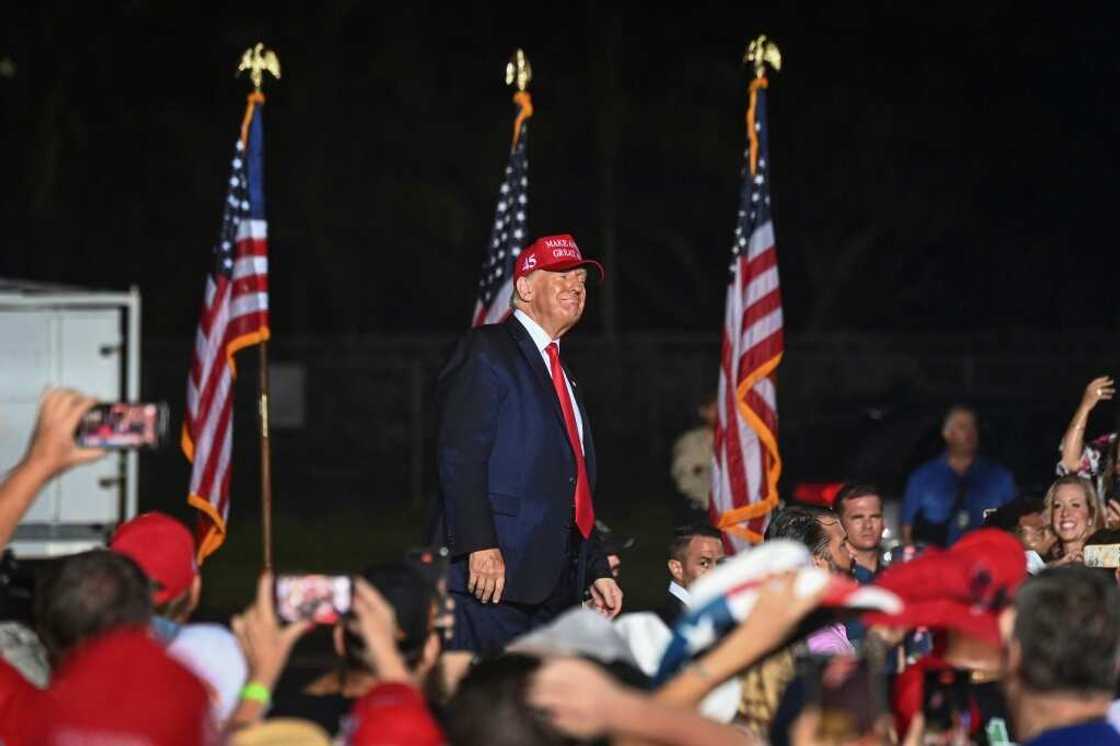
[
  {"x1": 110, "y1": 512, "x2": 251, "y2": 726},
  {"x1": 434, "y1": 233, "x2": 622, "y2": 653},
  {"x1": 110, "y1": 511, "x2": 202, "y2": 626},
  {"x1": 8, "y1": 549, "x2": 214, "y2": 744}
]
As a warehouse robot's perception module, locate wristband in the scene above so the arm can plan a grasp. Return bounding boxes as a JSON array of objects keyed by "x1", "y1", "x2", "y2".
[{"x1": 240, "y1": 681, "x2": 271, "y2": 704}]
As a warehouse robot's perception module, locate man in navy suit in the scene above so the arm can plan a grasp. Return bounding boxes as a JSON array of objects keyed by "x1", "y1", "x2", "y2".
[{"x1": 435, "y1": 234, "x2": 623, "y2": 653}]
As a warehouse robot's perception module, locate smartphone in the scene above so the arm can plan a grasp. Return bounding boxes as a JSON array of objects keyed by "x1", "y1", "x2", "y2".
[
  {"x1": 407, "y1": 546, "x2": 452, "y2": 639},
  {"x1": 922, "y1": 668, "x2": 972, "y2": 742},
  {"x1": 75, "y1": 402, "x2": 169, "y2": 449},
  {"x1": 1084, "y1": 543, "x2": 1120, "y2": 568},
  {"x1": 274, "y1": 574, "x2": 352, "y2": 625},
  {"x1": 801, "y1": 656, "x2": 885, "y2": 742}
]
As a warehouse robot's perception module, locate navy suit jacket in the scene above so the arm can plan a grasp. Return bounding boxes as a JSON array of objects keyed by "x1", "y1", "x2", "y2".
[{"x1": 434, "y1": 316, "x2": 610, "y2": 605}]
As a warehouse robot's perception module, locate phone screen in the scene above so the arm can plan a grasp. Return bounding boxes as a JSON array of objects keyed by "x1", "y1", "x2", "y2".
[
  {"x1": 75, "y1": 402, "x2": 168, "y2": 449},
  {"x1": 274, "y1": 574, "x2": 352, "y2": 625}
]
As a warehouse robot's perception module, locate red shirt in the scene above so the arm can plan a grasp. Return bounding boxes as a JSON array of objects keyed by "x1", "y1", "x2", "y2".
[{"x1": 347, "y1": 682, "x2": 444, "y2": 746}]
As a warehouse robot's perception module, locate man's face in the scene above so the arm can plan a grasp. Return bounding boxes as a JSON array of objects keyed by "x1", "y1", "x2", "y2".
[
  {"x1": 943, "y1": 410, "x2": 979, "y2": 454},
  {"x1": 838, "y1": 495, "x2": 884, "y2": 553},
  {"x1": 816, "y1": 516, "x2": 853, "y2": 573},
  {"x1": 669, "y1": 535, "x2": 725, "y2": 588},
  {"x1": 517, "y1": 268, "x2": 588, "y2": 338},
  {"x1": 1017, "y1": 512, "x2": 1056, "y2": 556}
]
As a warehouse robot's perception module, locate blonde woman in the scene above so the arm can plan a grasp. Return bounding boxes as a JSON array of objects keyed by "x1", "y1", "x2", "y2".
[{"x1": 1044, "y1": 475, "x2": 1105, "y2": 564}]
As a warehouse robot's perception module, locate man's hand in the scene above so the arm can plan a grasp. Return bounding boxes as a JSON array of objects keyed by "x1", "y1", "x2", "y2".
[
  {"x1": 710, "y1": 571, "x2": 825, "y2": 665},
  {"x1": 230, "y1": 572, "x2": 311, "y2": 691},
  {"x1": 745, "y1": 571, "x2": 826, "y2": 652},
  {"x1": 349, "y1": 578, "x2": 411, "y2": 683},
  {"x1": 529, "y1": 657, "x2": 629, "y2": 739},
  {"x1": 589, "y1": 577, "x2": 623, "y2": 619},
  {"x1": 658, "y1": 571, "x2": 827, "y2": 709},
  {"x1": 23, "y1": 388, "x2": 104, "y2": 476},
  {"x1": 468, "y1": 547, "x2": 505, "y2": 604},
  {"x1": 0, "y1": 389, "x2": 106, "y2": 550}
]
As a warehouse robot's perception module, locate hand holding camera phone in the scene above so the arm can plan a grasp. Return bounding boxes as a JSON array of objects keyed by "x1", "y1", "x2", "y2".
[
  {"x1": 74, "y1": 402, "x2": 169, "y2": 449},
  {"x1": 274, "y1": 574, "x2": 353, "y2": 625}
]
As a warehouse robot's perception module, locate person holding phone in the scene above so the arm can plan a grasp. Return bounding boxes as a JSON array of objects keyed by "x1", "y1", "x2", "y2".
[
  {"x1": 433, "y1": 234, "x2": 622, "y2": 654},
  {"x1": 0, "y1": 388, "x2": 105, "y2": 550},
  {"x1": 268, "y1": 563, "x2": 445, "y2": 738}
]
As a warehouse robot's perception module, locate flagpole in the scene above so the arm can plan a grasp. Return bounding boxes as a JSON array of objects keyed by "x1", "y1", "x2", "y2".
[
  {"x1": 238, "y1": 43, "x2": 281, "y2": 571},
  {"x1": 259, "y1": 342, "x2": 273, "y2": 571}
]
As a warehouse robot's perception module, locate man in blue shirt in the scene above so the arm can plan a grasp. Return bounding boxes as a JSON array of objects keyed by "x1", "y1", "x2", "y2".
[
  {"x1": 901, "y1": 405, "x2": 1016, "y2": 546},
  {"x1": 1003, "y1": 565, "x2": 1120, "y2": 745}
]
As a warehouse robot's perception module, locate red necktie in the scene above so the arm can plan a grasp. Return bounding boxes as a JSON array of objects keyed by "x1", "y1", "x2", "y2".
[{"x1": 546, "y1": 342, "x2": 594, "y2": 538}]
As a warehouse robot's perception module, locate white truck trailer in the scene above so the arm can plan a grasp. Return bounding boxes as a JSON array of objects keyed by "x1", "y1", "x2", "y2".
[{"x1": 0, "y1": 279, "x2": 141, "y2": 557}]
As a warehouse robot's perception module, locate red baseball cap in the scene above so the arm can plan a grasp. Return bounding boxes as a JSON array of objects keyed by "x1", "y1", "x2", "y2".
[
  {"x1": 863, "y1": 529, "x2": 1026, "y2": 647},
  {"x1": 110, "y1": 512, "x2": 198, "y2": 605},
  {"x1": 37, "y1": 626, "x2": 212, "y2": 745},
  {"x1": 513, "y1": 234, "x2": 605, "y2": 282}
]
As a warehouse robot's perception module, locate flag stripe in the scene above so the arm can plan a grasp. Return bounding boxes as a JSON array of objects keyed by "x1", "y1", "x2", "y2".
[
  {"x1": 184, "y1": 98, "x2": 270, "y2": 562},
  {"x1": 711, "y1": 78, "x2": 783, "y2": 552},
  {"x1": 472, "y1": 94, "x2": 531, "y2": 327},
  {"x1": 233, "y1": 256, "x2": 268, "y2": 280}
]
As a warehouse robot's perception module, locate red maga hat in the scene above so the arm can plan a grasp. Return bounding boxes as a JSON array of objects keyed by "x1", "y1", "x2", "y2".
[
  {"x1": 862, "y1": 529, "x2": 1026, "y2": 647},
  {"x1": 514, "y1": 234, "x2": 605, "y2": 282},
  {"x1": 39, "y1": 627, "x2": 211, "y2": 744},
  {"x1": 109, "y1": 512, "x2": 198, "y2": 605}
]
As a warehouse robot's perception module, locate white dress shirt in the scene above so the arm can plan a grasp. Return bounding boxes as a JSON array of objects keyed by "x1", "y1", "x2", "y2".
[
  {"x1": 668, "y1": 581, "x2": 691, "y2": 608},
  {"x1": 513, "y1": 309, "x2": 585, "y2": 450}
]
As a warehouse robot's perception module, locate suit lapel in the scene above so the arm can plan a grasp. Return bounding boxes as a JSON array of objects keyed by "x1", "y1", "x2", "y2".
[{"x1": 504, "y1": 317, "x2": 568, "y2": 434}]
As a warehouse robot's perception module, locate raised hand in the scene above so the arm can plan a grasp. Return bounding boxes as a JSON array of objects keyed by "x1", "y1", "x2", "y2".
[
  {"x1": 23, "y1": 388, "x2": 105, "y2": 475},
  {"x1": 1081, "y1": 376, "x2": 1115, "y2": 411},
  {"x1": 230, "y1": 572, "x2": 311, "y2": 691}
]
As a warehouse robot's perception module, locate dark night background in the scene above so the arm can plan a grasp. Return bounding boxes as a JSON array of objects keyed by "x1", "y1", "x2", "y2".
[{"x1": 2, "y1": 2, "x2": 1119, "y2": 612}]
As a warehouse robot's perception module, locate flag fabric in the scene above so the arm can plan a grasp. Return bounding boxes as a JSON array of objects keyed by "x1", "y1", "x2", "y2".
[
  {"x1": 472, "y1": 91, "x2": 533, "y2": 326},
  {"x1": 655, "y1": 541, "x2": 902, "y2": 683},
  {"x1": 710, "y1": 76, "x2": 784, "y2": 552},
  {"x1": 183, "y1": 92, "x2": 270, "y2": 561}
]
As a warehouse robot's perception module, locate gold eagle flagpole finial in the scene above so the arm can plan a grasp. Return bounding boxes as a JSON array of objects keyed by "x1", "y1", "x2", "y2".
[
  {"x1": 505, "y1": 48, "x2": 532, "y2": 92},
  {"x1": 237, "y1": 43, "x2": 281, "y2": 92},
  {"x1": 744, "y1": 35, "x2": 781, "y2": 79}
]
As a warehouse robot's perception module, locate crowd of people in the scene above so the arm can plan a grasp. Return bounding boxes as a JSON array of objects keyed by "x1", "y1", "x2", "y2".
[
  {"x1": 4, "y1": 237, "x2": 1120, "y2": 746},
  {"x1": 2, "y1": 376, "x2": 1120, "y2": 745}
]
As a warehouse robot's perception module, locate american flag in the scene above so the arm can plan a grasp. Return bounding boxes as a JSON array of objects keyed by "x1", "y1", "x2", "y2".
[
  {"x1": 710, "y1": 76, "x2": 784, "y2": 552},
  {"x1": 183, "y1": 94, "x2": 270, "y2": 561},
  {"x1": 472, "y1": 91, "x2": 532, "y2": 326}
]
